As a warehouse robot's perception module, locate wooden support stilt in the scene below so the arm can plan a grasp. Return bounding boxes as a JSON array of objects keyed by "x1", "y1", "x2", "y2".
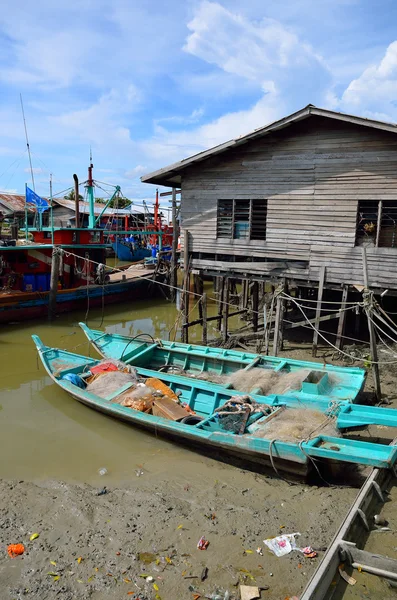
[
  {"x1": 201, "y1": 292, "x2": 207, "y2": 345},
  {"x1": 195, "y1": 275, "x2": 204, "y2": 320},
  {"x1": 222, "y1": 278, "x2": 230, "y2": 343},
  {"x1": 272, "y1": 282, "x2": 285, "y2": 357},
  {"x1": 181, "y1": 230, "x2": 190, "y2": 344},
  {"x1": 312, "y1": 266, "x2": 326, "y2": 357},
  {"x1": 243, "y1": 278, "x2": 249, "y2": 310},
  {"x1": 217, "y1": 278, "x2": 225, "y2": 331},
  {"x1": 48, "y1": 247, "x2": 60, "y2": 321},
  {"x1": 170, "y1": 187, "x2": 178, "y2": 303},
  {"x1": 252, "y1": 281, "x2": 259, "y2": 332},
  {"x1": 362, "y1": 248, "x2": 381, "y2": 402},
  {"x1": 335, "y1": 285, "x2": 349, "y2": 350}
]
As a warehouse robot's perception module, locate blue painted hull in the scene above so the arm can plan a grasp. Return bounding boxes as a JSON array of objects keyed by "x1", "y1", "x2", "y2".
[
  {"x1": 111, "y1": 241, "x2": 151, "y2": 262},
  {"x1": 79, "y1": 324, "x2": 367, "y2": 404},
  {"x1": 0, "y1": 277, "x2": 153, "y2": 323},
  {"x1": 32, "y1": 335, "x2": 397, "y2": 475}
]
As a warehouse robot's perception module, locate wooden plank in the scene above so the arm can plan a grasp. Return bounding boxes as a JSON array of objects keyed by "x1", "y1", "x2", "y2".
[
  {"x1": 201, "y1": 292, "x2": 207, "y2": 345},
  {"x1": 312, "y1": 266, "x2": 326, "y2": 357},
  {"x1": 335, "y1": 285, "x2": 348, "y2": 350},
  {"x1": 362, "y1": 248, "x2": 381, "y2": 401}
]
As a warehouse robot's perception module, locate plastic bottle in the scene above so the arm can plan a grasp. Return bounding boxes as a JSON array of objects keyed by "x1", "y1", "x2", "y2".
[{"x1": 98, "y1": 467, "x2": 108, "y2": 476}]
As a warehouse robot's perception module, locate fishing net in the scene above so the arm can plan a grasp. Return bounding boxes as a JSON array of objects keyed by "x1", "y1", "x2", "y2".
[
  {"x1": 250, "y1": 408, "x2": 340, "y2": 442},
  {"x1": 85, "y1": 359, "x2": 137, "y2": 399}
]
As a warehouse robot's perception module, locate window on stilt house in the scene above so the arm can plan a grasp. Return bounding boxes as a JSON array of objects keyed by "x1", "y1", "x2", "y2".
[
  {"x1": 216, "y1": 199, "x2": 267, "y2": 241},
  {"x1": 356, "y1": 200, "x2": 397, "y2": 247}
]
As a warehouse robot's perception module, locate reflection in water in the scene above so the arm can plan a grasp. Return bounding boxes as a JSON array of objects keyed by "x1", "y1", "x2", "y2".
[{"x1": 0, "y1": 286, "x2": 245, "y2": 484}]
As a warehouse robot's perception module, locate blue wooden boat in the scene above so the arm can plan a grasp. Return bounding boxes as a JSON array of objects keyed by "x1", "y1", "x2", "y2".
[
  {"x1": 79, "y1": 323, "x2": 366, "y2": 404},
  {"x1": 32, "y1": 335, "x2": 397, "y2": 476},
  {"x1": 111, "y1": 237, "x2": 152, "y2": 262}
]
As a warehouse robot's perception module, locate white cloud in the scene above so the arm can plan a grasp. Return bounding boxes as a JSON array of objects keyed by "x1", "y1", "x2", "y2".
[
  {"x1": 24, "y1": 167, "x2": 44, "y2": 174},
  {"x1": 341, "y1": 41, "x2": 397, "y2": 121},
  {"x1": 141, "y1": 1, "x2": 329, "y2": 166},
  {"x1": 49, "y1": 85, "x2": 141, "y2": 146},
  {"x1": 184, "y1": 1, "x2": 324, "y2": 84},
  {"x1": 124, "y1": 165, "x2": 147, "y2": 178},
  {"x1": 155, "y1": 108, "x2": 205, "y2": 126}
]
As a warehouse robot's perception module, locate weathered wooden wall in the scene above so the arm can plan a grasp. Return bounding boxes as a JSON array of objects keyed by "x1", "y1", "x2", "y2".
[{"x1": 180, "y1": 116, "x2": 397, "y2": 289}]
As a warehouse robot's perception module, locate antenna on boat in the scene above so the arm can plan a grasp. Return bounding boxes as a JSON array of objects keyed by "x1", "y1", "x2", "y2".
[{"x1": 20, "y1": 94, "x2": 35, "y2": 192}]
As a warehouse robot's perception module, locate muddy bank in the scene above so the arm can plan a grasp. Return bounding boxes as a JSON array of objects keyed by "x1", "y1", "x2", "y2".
[{"x1": 0, "y1": 466, "x2": 357, "y2": 600}]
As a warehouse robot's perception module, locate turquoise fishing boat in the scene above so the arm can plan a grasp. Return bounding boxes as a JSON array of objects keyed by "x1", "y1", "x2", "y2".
[
  {"x1": 79, "y1": 323, "x2": 366, "y2": 404},
  {"x1": 33, "y1": 335, "x2": 397, "y2": 477}
]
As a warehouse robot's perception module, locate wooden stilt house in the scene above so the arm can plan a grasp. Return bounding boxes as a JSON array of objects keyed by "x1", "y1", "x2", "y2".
[{"x1": 142, "y1": 105, "x2": 397, "y2": 295}]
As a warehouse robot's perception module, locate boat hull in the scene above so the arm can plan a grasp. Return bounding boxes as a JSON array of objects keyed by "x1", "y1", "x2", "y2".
[
  {"x1": 0, "y1": 276, "x2": 153, "y2": 324},
  {"x1": 111, "y1": 242, "x2": 151, "y2": 262},
  {"x1": 32, "y1": 336, "x2": 397, "y2": 478}
]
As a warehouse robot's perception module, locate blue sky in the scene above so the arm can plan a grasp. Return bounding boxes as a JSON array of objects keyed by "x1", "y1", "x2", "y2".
[{"x1": 1, "y1": 0, "x2": 397, "y2": 206}]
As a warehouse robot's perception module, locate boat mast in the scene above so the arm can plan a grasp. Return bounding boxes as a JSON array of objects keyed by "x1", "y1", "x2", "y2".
[{"x1": 87, "y1": 148, "x2": 95, "y2": 229}]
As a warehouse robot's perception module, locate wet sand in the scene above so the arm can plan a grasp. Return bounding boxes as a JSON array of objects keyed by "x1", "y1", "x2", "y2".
[{"x1": 0, "y1": 465, "x2": 356, "y2": 600}]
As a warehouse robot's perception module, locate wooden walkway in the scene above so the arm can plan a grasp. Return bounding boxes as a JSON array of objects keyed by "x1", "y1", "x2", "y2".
[{"x1": 108, "y1": 264, "x2": 154, "y2": 283}]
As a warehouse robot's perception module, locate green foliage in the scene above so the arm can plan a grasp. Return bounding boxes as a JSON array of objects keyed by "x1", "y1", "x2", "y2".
[
  {"x1": 96, "y1": 196, "x2": 131, "y2": 209},
  {"x1": 64, "y1": 190, "x2": 84, "y2": 201}
]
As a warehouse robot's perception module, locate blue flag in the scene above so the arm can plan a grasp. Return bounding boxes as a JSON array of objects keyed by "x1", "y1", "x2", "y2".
[{"x1": 26, "y1": 186, "x2": 49, "y2": 213}]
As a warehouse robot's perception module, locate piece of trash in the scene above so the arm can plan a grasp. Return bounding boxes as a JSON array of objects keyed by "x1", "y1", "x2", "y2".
[
  {"x1": 97, "y1": 486, "x2": 108, "y2": 496},
  {"x1": 201, "y1": 566, "x2": 208, "y2": 581},
  {"x1": 50, "y1": 561, "x2": 57, "y2": 566},
  {"x1": 53, "y1": 576, "x2": 60, "y2": 582},
  {"x1": 124, "y1": 578, "x2": 132, "y2": 583},
  {"x1": 197, "y1": 536, "x2": 209, "y2": 550},
  {"x1": 244, "y1": 550, "x2": 253, "y2": 554},
  {"x1": 7, "y1": 544, "x2": 25, "y2": 558},
  {"x1": 256, "y1": 547, "x2": 263, "y2": 556},
  {"x1": 239, "y1": 585, "x2": 261, "y2": 600},
  {"x1": 98, "y1": 467, "x2": 108, "y2": 476},
  {"x1": 301, "y1": 546, "x2": 318, "y2": 558},
  {"x1": 339, "y1": 567, "x2": 356, "y2": 585},
  {"x1": 29, "y1": 533, "x2": 39, "y2": 541},
  {"x1": 374, "y1": 514, "x2": 388, "y2": 526},
  {"x1": 116, "y1": 551, "x2": 121, "y2": 556},
  {"x1": 193, "y1": 594, "x2": 201, "y2": 600},
  {"x1": 146, "y1": 576, "x2": 154, "y2": 583},
  {"x1": 136, "y1": 469, "x2": 144, "y2": 477},
  {"x1": 47, "y1": 572, "x2": 58, "y2": 577},
  {"x1": 177, "y1": 524, "x2": 184, "y2": 530},
  {"x1": 77, "y1": 557, "x2": 83, "y2": 564},
  {"x1": 264, "y1": 533, "x2": 300, "y2": 557}
]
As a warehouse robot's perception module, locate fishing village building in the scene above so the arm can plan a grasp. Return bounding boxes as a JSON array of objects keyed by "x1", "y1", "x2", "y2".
[{"x1": 141, "y1": 104, "x2": 397, "y2": 358}]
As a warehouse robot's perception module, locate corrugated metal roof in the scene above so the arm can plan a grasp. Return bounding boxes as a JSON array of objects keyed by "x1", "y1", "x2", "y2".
[
  {"x1": 53, "y1": 198, "x2": 135, "y2": 216},
  {"x1": 141, "y1": 104, "x2": 397, "y2": 187},
  {"x1": 0, "y1": 193, "x2": 36, "y2": 213}
]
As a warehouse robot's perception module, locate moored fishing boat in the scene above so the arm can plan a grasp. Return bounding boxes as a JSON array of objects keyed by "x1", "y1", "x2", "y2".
[
  {"x1": 79, "y1": 323, "x2": 366, "y2": 404},
  {"x1": 32, "y1": 335, "x2": 397, "y2": 477}
]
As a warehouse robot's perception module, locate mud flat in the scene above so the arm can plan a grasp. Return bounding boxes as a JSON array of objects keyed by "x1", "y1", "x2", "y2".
[{"x1": 0, "y1": 462, "x2": 357, "y2": 600}]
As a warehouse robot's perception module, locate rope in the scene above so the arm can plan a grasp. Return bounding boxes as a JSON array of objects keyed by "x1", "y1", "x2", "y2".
[{"x1": 268, "y1": 439, "x2": 296, "y2": 485}]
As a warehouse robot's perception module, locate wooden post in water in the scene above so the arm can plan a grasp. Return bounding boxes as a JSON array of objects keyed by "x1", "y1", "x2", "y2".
[
  {"x1": 48, "y1": 246, "x2": 60, "y2": 320},
  {"x1": 272, "y1": 282, "x2": 286, "y2": 356},
  {"x1": 222, "y1": 278, "x2": 230, "y2": 344},
  {"x1": 362, "y1": 248, "x2": 381, "y2": 402},
  {"x1": 312, "y1": 266, "x2": 326, "y2": 357},
  {"x1": 181, "y1": 230, "x2": 190, "y2": 343},
  {"x1": 170, "y1": 187, "x2": 178, "y2": 303},
  {"x1": 201, "y1": 292, "x2": 208, "y2": 345},
  {"x1": 335, "y1": 285, "x2": 349, "y2": 350},
  {"x1": 217, "y1": 277, "x2": 225, "y2": 331},
  {"x1": 252, "y1": 281, "x2": 259, "y2": 332}
]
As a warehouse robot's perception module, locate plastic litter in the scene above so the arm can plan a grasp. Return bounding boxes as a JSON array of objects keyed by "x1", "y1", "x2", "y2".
[
  {"x1": 197, "y1": 536, "x2": 209, "y2": 550},
  {"x1": 201, "y1": 566, "x2": 208, "y2": 581},
  {"x1": 339, "y1": 567, "x2": 356, "y2": 585},
  {"x1": 374, "y1": 514, "x2": 388, "y2": 526},
  {"x1": 61, "y1": 373, "x2": 86, "y2": 388},
  {"x1": 97, "y1": 486, "x2": 108, "y2": 496},
  {"x1": 98, "y1": 467, "x2": 108, "y2": 476},
  {"x1": 7, "y1": 543, "x2": 25, "y2": 558},
  {"x1": 264, "y1": 533, "x2": 300, "y2": 557},
  {"x1": 300, "y1": 546, "x2": 317, "y2": 558},
  {"x1": 29, "y1": 532, "x2": 39, "y2": 541},
  {"x1": 239, "y1": 585, "x2": 261, "y2": 600}
]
